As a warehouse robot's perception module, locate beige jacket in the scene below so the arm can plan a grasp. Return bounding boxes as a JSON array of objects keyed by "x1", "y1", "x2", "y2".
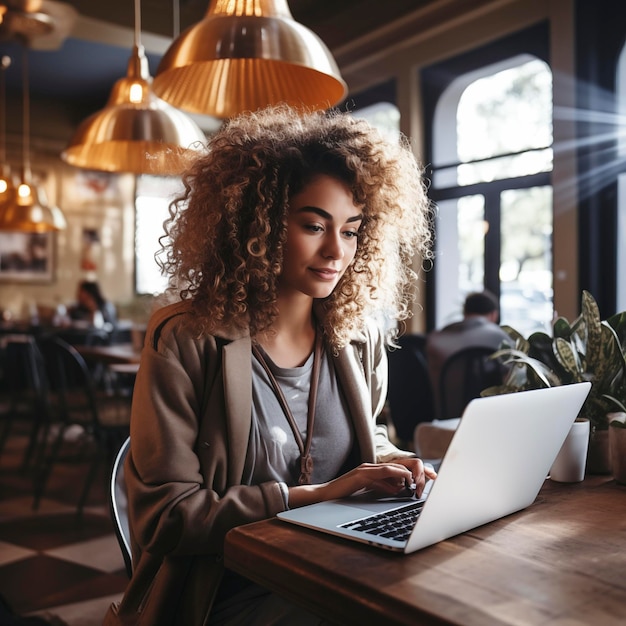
[{"x1": 104, "y1": 300, "x2": 411, "y2": 626}]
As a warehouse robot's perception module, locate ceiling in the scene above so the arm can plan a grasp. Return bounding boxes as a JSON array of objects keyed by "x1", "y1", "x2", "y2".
[{"x1": 0, "y1": 0, "x2": 427, "y2": 126}]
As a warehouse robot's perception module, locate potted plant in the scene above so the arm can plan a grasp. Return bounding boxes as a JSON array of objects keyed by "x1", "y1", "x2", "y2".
[{"x1": 483, "y1": 290, "x2": 626, "y2": 474}]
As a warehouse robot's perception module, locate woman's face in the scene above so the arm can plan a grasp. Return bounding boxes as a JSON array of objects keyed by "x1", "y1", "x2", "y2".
[{"x1": 279, "y1": 174, "x2": 363, "y2": 300}]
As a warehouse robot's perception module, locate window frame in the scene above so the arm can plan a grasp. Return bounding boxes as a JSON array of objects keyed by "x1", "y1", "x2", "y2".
[{"x1": 421, "y1": 22, "x2": 551, "y2": 330}]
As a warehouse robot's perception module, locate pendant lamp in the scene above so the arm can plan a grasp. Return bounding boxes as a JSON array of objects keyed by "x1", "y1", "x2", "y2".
[
  {"x1": 0, "y1": 45, "x2": 66, "y2": 232},
  {"x1": 152, "y1": 0, "x2": 347, "y2": 119},
  {"x1": 61, "y1": 0, "x2": 206, "y2": 176},
  {"x1": 0, "y1": 55, "x2": 16, "y2": 210}
]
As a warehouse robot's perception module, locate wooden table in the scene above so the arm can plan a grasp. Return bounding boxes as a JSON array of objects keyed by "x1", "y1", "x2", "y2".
[
  {"x1": 76, "y1": 343, "x2": 142, "y2": 366},
  {"x1": 224, "y1": 476, "x2": 626, "y2": 625}
]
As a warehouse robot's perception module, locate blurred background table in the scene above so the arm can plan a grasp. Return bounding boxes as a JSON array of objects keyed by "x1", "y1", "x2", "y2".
[{"x1": 76, "y1": 343, "x2": 141, "y2": 366}]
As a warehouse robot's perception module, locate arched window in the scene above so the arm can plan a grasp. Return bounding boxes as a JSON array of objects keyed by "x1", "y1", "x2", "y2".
[{"x1": 425, "y1": 36, "x2": 554, "y2": 337}]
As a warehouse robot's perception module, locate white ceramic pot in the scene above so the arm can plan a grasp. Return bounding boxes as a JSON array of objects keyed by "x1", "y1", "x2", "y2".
[{"x1": 550, "y1": 418, "x2": 590, "y2": 483}]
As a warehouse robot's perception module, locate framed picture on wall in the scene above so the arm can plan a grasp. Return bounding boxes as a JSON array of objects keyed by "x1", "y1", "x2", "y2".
[{"x1": 0, "y1": 232, "x2": 55, "y2": 283}]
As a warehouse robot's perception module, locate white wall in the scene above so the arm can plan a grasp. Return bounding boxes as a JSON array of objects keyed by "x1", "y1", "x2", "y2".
[{"x1": 0, "y1": 147, "x2": 139, "y2": 322}]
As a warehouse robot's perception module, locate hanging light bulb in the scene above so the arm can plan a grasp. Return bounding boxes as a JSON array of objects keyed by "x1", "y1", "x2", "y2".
[
  {"x1": 0, "y1": 45, "x2": 66, "y2": 232},
  {"x1": 152, "y1": 0, "x2": 347, "y2": 119},
  {"x1": 61, "y1": 0, "x2": 206, "y2": 176}
]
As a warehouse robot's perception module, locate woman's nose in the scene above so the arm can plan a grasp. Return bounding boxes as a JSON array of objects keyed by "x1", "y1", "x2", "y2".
[{"x1": 322, "y1": 231, "x2": 344, "y2": 259}]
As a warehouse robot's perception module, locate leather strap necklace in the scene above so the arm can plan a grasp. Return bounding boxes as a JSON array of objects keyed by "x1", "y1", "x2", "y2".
[{"x1": 252, "y1": 331, "x2": 323, "y2": 485}]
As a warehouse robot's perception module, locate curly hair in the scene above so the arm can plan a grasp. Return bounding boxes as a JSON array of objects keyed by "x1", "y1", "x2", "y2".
[{"x1": 158, "y1": 104, "x2": 433, "y2": 350}]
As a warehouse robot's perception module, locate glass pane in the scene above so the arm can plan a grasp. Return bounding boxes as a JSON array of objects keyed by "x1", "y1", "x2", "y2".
[
  {"x1": 352, "y1": 102, "x2": 401, "y2": 143},
  {"x1": 435, "y1": 195, "x2": 486, "y2": 327},
  {"x1": 456, "y1": 59, "x2": 553, "y2": 185},
  {"x1": 500, "y1": 186, "x2": 553, "y2": 336},
  {"x1": 135, "y1": 176, "x2": 182, "y2": 295}
]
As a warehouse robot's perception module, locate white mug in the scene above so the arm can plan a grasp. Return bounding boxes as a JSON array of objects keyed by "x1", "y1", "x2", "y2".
[{"x1": 550, "y1": 418, "x2": 590, "y2": 483}]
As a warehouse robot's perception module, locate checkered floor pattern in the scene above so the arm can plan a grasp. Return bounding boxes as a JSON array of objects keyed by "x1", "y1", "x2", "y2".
[{"x1": 0, "y1": 429, "x2": 127, "y2": 625}]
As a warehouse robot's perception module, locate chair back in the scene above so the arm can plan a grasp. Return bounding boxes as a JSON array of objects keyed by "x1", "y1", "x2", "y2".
[
  {"x1": 4, "y1": 335, "x2": 49, "y2": 409},
  {"x1": 53, "y1": 327, "x2": 111, "y2": 347},
  {"x1": 439, "y1": 346, "x2": 503, "y2": 419},
  {"x1": 387, "y1": 333, "x2": 435, "y2": 442},
  {"x1": 37, "y1": 335, "x2": 99, "y2": 428},
  {"x1": 0, "y1": 335, "x2": 51, "y2": 465},
  {"x1": 110, "y1": 436, "x2": 132, "y2": 577}
]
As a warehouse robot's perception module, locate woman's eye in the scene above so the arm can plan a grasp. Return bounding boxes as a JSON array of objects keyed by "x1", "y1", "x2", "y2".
[
  {"x1": 305, "y1": 224, "x2": 324, "y2": 233},
  {"x1": 343, "y1": 230, "x2": 359, "y2": 239}
]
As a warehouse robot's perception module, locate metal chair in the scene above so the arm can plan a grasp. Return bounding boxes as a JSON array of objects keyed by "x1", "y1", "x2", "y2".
[
  {"x1": 33, "y1": 335, "x2": 131, "y2": 516},
  {"x1": 110, "y1": 436, "x2": 132, "y2": 577},
  {"x1": 438, "y1": 346, "x2": 504, "y2": 420},
  {"x1": 0, "y1": 335, "x2": 51, "y2": 470}
]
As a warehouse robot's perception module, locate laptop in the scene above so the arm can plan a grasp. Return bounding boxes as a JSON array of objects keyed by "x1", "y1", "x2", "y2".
[{"x1": 277, "y1": 382, "x2": 591, "y2": 553}]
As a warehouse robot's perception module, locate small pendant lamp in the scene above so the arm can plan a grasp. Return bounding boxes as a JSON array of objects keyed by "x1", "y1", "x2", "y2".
[
  {"x1": 152, "y1": 0, "x2": 347, "y2": 119},
  {"x1": 61, "y1": 0, "x2": 206, "y2": 176},
  {"x1": 0, "y1": 55, "x2": 16, "y2": 211},
  {"x1": 0, "y1": 45, "x2": 66, "y2": 232}
]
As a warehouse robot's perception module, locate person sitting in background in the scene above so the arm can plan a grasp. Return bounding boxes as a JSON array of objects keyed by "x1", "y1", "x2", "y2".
[
  {"x1": 69, "y1": 280, "x2": 117, "y2": 331},
  {"x1": 426, "y1": 290, "x2": 510, "y2": 417}
]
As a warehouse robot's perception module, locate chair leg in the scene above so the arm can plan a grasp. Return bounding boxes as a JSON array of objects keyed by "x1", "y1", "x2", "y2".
[
  {"x1": 32, "y1": 425, "x2": 66, "y2": 510},
  {"x1": 0, "y1": 415, "x2": 12, "y2": 458},
  {"x1": 21, "y1": 419, "x2": 48, "y2": 472},
  {"x1": 76, "y1": 453, "x2": 101, "y2": 518}
]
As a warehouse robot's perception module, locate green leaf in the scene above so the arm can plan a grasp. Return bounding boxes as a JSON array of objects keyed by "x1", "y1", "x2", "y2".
[
  {"x1": 606, "y1": 311, "x2": 626, "y2": 353},
  {"x1": 497, "y1": 350, "x2": 555, "y2": 388},
  {"x1": 527, "y1": 332, "x2": 559, "y2": 372},
  {"x1": 499, "y1": 325, "x2": 527, "y2": 351},
  {"x1": 552, "y1": 337, "x2": 582, "y2": 380},
  {"x1": 589, "y1": 324, "x2": 625, "y2": 391},
  {"x1": 582, "y1": 290, "x2": 602, "y2": 367},
  {"x1": 553, "y1": 317, "x2": 572, "y2": 339}
]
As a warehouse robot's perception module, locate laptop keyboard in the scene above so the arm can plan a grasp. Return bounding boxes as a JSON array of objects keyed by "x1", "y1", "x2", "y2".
[{"x1": 339, "y1": 501, "x2": 424, "y2": 542}]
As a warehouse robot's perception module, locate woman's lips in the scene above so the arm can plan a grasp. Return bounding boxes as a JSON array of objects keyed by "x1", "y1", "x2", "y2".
[{"x1": 310, "y1": 267, "x2": 339, "y2": 280}]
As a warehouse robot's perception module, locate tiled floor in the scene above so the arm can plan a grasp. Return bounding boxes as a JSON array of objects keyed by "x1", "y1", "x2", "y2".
[{"x1": 0, "y1": 427, "x2": 128, "y2": 626}]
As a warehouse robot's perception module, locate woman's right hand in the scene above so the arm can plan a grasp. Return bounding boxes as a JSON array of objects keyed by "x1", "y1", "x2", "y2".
[{"x1": 288, "y1": 460, "x2": 430, "y2": 509}]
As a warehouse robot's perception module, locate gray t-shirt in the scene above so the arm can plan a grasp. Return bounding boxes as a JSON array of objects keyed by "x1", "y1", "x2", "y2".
[{"x1": 244, "y1": 346, "x2": 355, "y2": 486}]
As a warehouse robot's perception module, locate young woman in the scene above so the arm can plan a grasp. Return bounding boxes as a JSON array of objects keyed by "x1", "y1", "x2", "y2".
[
  {"x1": 70, "y1": 280, "x2": 117, "y2": 330},
  {"x1": 104, "y1": 105, "x2": 435, "y2": 626}
]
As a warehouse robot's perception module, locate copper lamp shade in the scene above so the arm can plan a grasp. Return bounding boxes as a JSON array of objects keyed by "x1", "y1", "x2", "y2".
[
  {"x1": 62, "y1": 44, "x2": 206, "y2": 176},
  {"x1": 0, "y1": 179, "x2": 66, "y2": 232},
  {"x1": 0, "y1": 48, "x2": 66, "y2": 232},
  {"x1": 152, "y1": 0, "x2": 347, "y2": 118}
]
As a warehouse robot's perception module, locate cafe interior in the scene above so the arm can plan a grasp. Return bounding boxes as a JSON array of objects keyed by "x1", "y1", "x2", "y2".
[{"x1": 0, "y1": 0, "x2": 625, "y2": 624}]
